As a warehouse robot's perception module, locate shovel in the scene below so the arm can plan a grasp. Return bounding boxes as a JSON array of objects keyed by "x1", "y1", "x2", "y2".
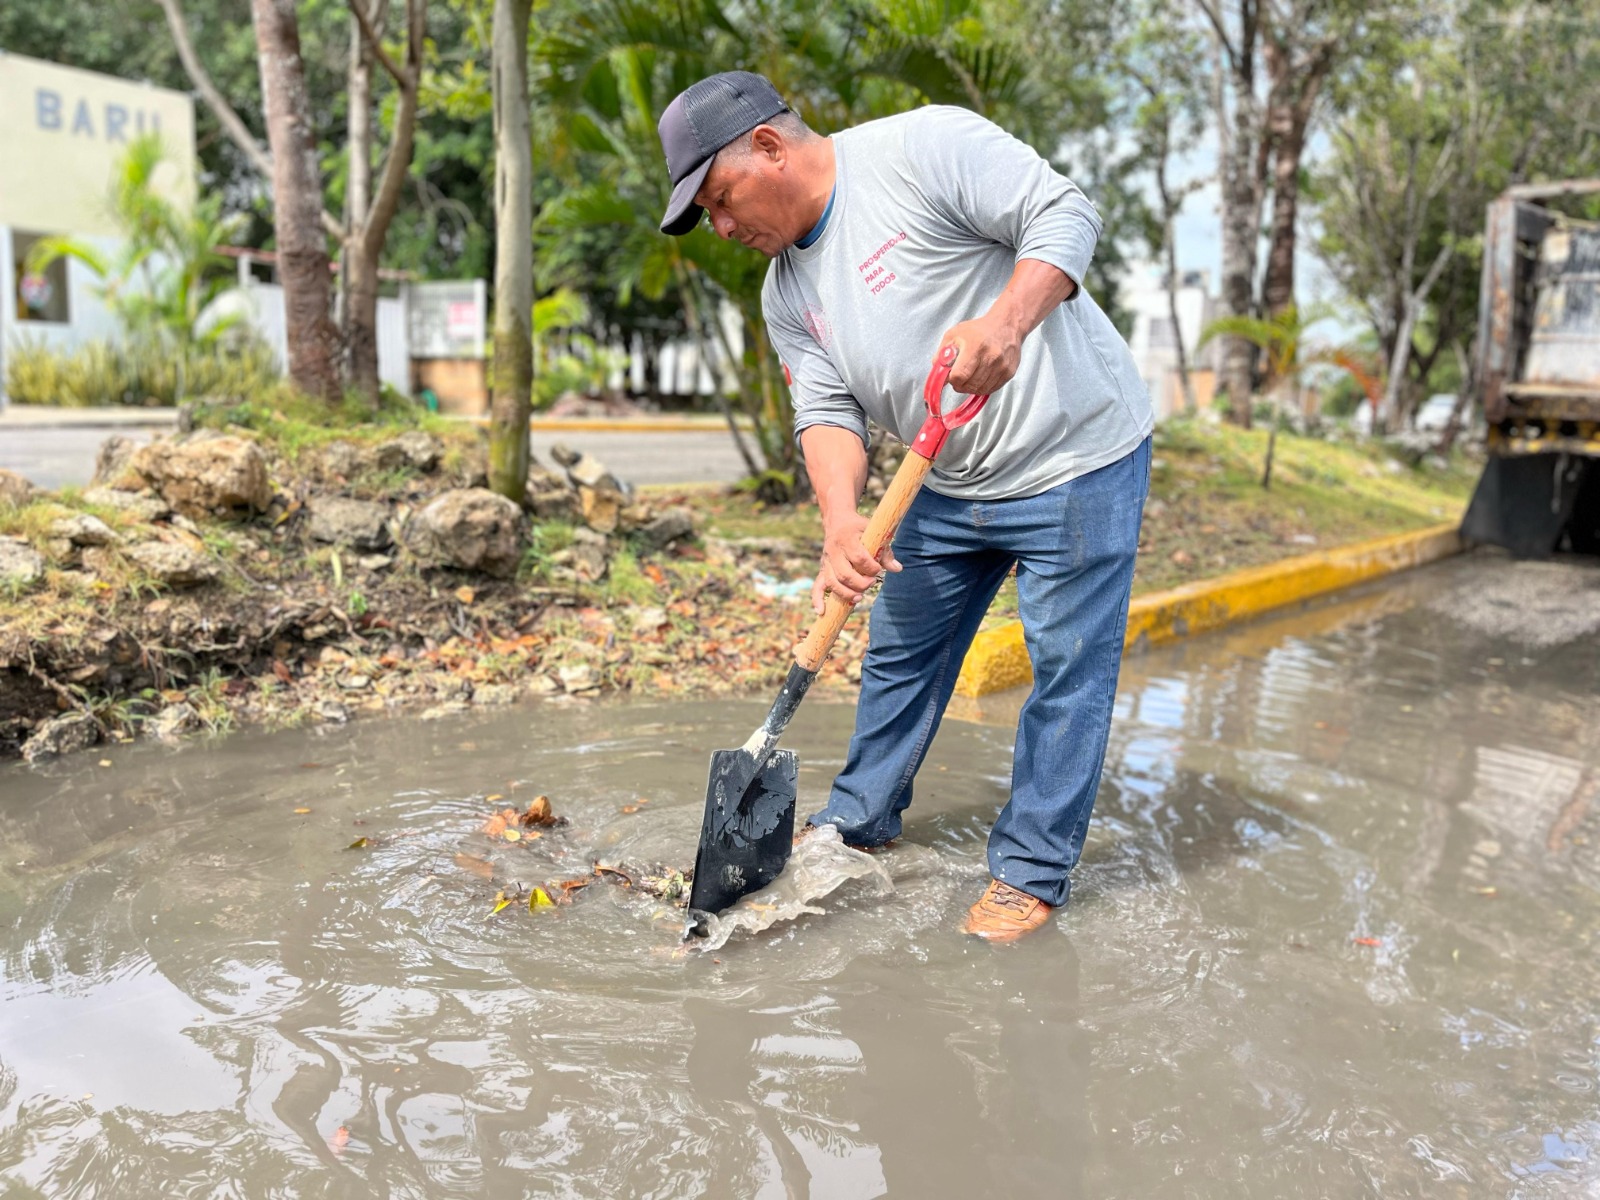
[{"x1": 686, "y1": 347, "x2": 991, "y2": 927}]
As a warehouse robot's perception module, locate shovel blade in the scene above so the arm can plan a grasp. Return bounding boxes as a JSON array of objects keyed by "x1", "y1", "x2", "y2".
[{"x1": 687, "y1": 747, "x2": 798, "y2": 919}]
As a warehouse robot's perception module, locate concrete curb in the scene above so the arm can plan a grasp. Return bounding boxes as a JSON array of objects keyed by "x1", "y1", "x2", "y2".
[
  {"x1": 952, "y1": 521, "x2": 1465, "y2": 698},
  {"x1": 0, "y1": 406, "x2": 178, "y2": 429}
]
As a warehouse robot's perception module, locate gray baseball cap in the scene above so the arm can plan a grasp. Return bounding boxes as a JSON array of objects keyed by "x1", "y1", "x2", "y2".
[{"x1": 657, "y1": 71, "x2": 788, "y2": 236}]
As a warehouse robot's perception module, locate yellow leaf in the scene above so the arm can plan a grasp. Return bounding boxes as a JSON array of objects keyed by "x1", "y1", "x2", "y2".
[
  {"x1": 491, "y1": 891, "x2": 512, "y2": 915},
  {"x1": 486, "y1": 793, "x2": 503, "y2": 803},
  {"x1": 294, "y1": 807, "x2": 311, "y2": 815},
  {"x1": 346, "y1": 837, "x2": 369, "y2": 850},
  {"x1": 529, "y1": 887, "x2": 555, "y2": 910},
  {"x1": 455, "y1": 585, "x2": 476, "y2": 605},
  {"x1": 503, "y1": 829, "x2": 522, "y2": 842}
]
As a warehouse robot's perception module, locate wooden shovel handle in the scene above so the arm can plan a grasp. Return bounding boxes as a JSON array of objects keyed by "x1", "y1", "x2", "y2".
[{"x1": 793, "y1": 450, "x2": 933, "y2": 671}]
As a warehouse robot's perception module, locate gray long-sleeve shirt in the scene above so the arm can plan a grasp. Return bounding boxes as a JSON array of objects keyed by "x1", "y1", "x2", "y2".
[{"x1": 763, "y1": 106, "x2": 1152, "y2": 500}]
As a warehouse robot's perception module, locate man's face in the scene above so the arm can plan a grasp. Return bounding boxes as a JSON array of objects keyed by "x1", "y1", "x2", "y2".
[{"x1": 694, "y1": 128, "x2": 794, "y2": 258}]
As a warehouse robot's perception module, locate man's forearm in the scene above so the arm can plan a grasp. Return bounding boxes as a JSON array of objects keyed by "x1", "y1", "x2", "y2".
[
  {"x1": 801, "y1": 425, "x2": 869, "y2": 529},
  {"x1": 987, "y1": 259, "x2": 1077, "y2": 342}
]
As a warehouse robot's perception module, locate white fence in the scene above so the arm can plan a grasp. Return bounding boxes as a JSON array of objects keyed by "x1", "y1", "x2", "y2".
[{"x1": 240, "y1": 282, "x2": 410, "y2": 395}]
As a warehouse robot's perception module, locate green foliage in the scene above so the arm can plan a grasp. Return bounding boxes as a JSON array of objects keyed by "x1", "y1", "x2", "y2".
[
  {"x1": 5, "y1": 337, "x2": 277, "y2": 408},
  {"x1": 532, "y1": 288, "x2": 626, "y2": 408},
  {"x1": 27, "y1": 134, "x2": 248, "y2": 359}
]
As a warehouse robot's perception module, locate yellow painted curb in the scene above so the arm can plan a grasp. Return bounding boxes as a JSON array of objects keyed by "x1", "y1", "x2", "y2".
[{"x1": 953, "y1": 521, "x2": 1464, "y2": 698}]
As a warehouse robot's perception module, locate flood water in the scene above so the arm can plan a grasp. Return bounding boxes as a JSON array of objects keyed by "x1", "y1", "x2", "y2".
[{"x1": 3, "y1": 551, "x2": 1599, "y2": 1198}]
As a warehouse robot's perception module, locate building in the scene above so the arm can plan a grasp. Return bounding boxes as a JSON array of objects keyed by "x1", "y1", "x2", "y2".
[
  {"x1": 1122, "y1": 263, "x2": 1223, "y2": 420},
  {"x1": 0, "y1": 52, "x2": 197, "y2": 400}
]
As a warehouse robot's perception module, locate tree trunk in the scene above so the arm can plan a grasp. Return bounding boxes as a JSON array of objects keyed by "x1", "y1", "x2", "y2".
[
  {"x1": 251, "y1": 0, "x2": 341, "y2": 401},
  {"x1": 1207, "y1": 9, "x2": 1260, "y2": 428},
  {"x1": 344, "y1": 0, "x2": 424, "y2": 409},
  {"x1": 1155, "y1": 157, "x2": 1197, "y2": 415},
  {"x1": 487, "y1": 0, "x2": 534, "y2": 503},
  {"x1": 340, "y1": 1, "x2": 376, "y2": 369},
  {"x1": 1260, "y1": 96, "x2": 1303, "y2": 319}
]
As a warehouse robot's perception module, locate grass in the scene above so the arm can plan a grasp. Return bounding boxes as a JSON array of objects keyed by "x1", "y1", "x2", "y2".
[{"x1": 656, "y1": 419, "x2": 1480, "y2": 633}]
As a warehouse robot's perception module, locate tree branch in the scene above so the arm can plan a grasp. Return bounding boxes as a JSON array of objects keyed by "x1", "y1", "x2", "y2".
[
  {"x1": 158, "y1": 0, "x2": 347, "y2": 241},
  {"x1": 157, "y1": 0, "x2": 273, "y2": 180},
  {"x1": 349, "y1": 0, "x2": 408, "y2": 88},
  {"x1": 361, "y1": 0, "x2": 425, "y2": 260}
]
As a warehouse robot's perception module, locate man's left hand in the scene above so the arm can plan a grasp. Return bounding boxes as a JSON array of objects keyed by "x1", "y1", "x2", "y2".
[{"x1": 937, "y1": 314, "x2": 1023, "y2": 396}]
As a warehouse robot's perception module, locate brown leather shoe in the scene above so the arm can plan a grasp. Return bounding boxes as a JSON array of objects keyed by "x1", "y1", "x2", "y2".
[{"x1": 963, "y1": 879, "x2": 1054, "y2": 942}]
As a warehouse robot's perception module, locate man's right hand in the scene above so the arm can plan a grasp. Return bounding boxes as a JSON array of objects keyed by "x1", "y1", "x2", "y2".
[{"x1": 813, "y1": 511, "x2": 901, "y2": 614}]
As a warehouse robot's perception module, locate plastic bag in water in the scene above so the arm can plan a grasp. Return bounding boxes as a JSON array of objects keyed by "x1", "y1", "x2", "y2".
[{"x1": 694, "y1": 824, "x2": 894, "y2": 950}]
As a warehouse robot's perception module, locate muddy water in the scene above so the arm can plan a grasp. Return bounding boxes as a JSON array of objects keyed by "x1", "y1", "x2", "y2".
[{"x1": 3, "y1": 552, "x2": 1599, "y2": 1198}]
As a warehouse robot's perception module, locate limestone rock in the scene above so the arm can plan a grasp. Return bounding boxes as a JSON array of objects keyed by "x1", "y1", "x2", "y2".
[
  {"x1": 81, "y1": 487, "x2": 168, "y2": 522},
  {"x1": 308, "y1": 496, "x2": 391, "y2": 551},
  {"x1": 551, "y1": 443, "x2": 623, "y2": 492},
  {"x1": 636, "y1": 507, "x2": 694, "y2": 551},
  {"x1": 0, "y1": 468, "x2": 35, "y2": 507},
  {"x1": 127, "y1": 436, "x2": 272, "y2": 519},
  {"x1": 557, "y1": 663, "x2": 599, "y2": 693},
  {"x1": 321, "y1": 440, "x2": 372, "y2": 479},
  {"x1": 126, "y1": 539, "x2": 220, "y2": 587},
  {"x1": 528, "y1": 487, "x2": 581, "y2": 524},
  {"x1": 150, "y1": 702, "x2": 201, "y2": 741},
  {"x1": 472, "y1": 683, "x2": 518, "y2": 706},
  {"x1": 93, "y1": 436, "x2": 141, "y2": 488},
  {"x1": 375, "y1": 430, "x2": 443, "y2": 472},
  {"x1": 0, "y1": 538, "x2": 45, "y2": 585},
  {"x1": 569, "y1": 528, "x2": 610, "y2": 581},
  {"x1": 405, "y1": 487, "x2": 526, "y2": 577},
  {"x1": 22, "y1": 712, "x2": 100, "y2": 762},
  {"x1": 49, "y1": 513, "x2": 119, "y2": 547},
  {"x1": 578, "y1": 485, "x2": 623, "y2": 534}
]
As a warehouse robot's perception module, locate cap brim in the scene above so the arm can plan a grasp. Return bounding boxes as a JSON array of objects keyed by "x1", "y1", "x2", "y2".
[{"x1": 660, "y1": 157, "x2": 714, "y2": 236}]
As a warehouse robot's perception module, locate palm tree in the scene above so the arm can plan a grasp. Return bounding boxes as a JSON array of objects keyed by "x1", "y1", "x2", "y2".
[
  {"x1": 531, "y1": 0, "x2": 1032, "y2": 498},
  {"x1": 27, "y1": 133, "x2": 249, "y2": 400}
]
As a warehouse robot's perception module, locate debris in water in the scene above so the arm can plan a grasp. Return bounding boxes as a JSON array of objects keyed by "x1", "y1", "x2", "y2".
[
  {"x1": 347, "y1": 837, "x2": 369, "y2": 850},
  {"x1": 330, "y1": 1126, "x2": 350, "y2": 1156},
  {"x1": 1353, "y1": 937, "x2": 1382, "y2": 947},
  {"x1": 693, "y1": 824, "x2": 893, "y2": 950},
  {"x1": 490, "y1": 890, "x2": 514, "y2": 915},
  {"x1": 293, "y1": 807, "x2": 312, "y2": 815},
  {"x1": 529, "y1": 887, "x2": 555, "y2": 911},
  {"x1": 455, "y1": 852, "x2": 494, "y2": 880}
]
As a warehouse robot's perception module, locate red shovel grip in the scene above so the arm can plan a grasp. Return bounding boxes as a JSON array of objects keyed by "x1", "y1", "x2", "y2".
[{"x1": 793, "y1": 347, "x2": 991, "y2": 671}]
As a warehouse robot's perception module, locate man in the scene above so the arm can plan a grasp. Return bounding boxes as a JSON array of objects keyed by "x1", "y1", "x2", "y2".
[{"x1": 657, "y1": 72, "x2": 1152, "y2": 942}]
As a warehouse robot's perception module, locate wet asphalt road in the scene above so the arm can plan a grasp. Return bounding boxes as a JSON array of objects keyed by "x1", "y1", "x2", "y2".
[{"x1": 0, "y1": 425, "x2": 749, "y2": 490}]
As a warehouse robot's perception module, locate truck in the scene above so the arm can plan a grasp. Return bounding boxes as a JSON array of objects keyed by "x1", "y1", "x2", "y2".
[{"x1": 1461, "y1": 180, "x2": 1600, "y2": 557}]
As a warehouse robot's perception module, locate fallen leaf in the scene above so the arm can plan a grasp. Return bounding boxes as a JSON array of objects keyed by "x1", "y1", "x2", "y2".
[
  {"x1": 331, "y1": 1127, "x2": 350, "y2": 1155},
  {"x1": 1353, "y1": 937, "x2": 1382, "y2": 947},
  {"x1": 1475, "y1": 886, "x2": 1498, "y2": 897},
  {"x1": 294, "y1": 807, "x2": 312, "y2": 815},
  {"x1": 481, "y1": 807, "x2": 518, "y2": 837},
  {"x1": 491, "y1": 890, "x2": 513, "y2": 915},
  {"x1": 529, "y1": 887, "x2": 555, "y2": 910},
  {"x1": 519, "y1": 795, "x2": 555, "y2": 826},
  {"x1": 486, "y1": 793, "x2": 504, "y2": 803},
  {"x1": 503, "y1": 829, "x2": 522, "y2": 842},
  {"x1": 99, "y1": 759, "x2": 112, "y2": 767},
  {"x1": 621, "y1": 805, "x2": 640, "y2": 814},
  {"x1": 454, "y1": 852, "x2": 494, "y2": 880},
  {"x1": 455, "y1": 585, "x2": 476, "y2": 605},
  {"x1": 644, "y1": 564, "x2": 666, "y2": 586},
  {"x1": 555, "y1": 877, "x2": 592, "y2": 899},
  {"x1": 347, "y1": 837, "x2": 369, "y2": 850}
]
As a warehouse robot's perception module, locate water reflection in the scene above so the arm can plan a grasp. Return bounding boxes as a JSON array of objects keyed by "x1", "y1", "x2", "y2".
[{"x1": 0, "y1": 554, "x2": 1597, "y2": 1197}]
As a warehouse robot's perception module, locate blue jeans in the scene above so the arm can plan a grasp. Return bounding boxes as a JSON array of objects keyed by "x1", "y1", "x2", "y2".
[{"x1": 811, "y1": 437, "x2": 1151, "y2": 907}]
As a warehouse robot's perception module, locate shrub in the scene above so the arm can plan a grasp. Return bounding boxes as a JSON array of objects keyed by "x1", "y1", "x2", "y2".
[{"x1": 4, "y1": 337, "x2": 277, "y2": 407}]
